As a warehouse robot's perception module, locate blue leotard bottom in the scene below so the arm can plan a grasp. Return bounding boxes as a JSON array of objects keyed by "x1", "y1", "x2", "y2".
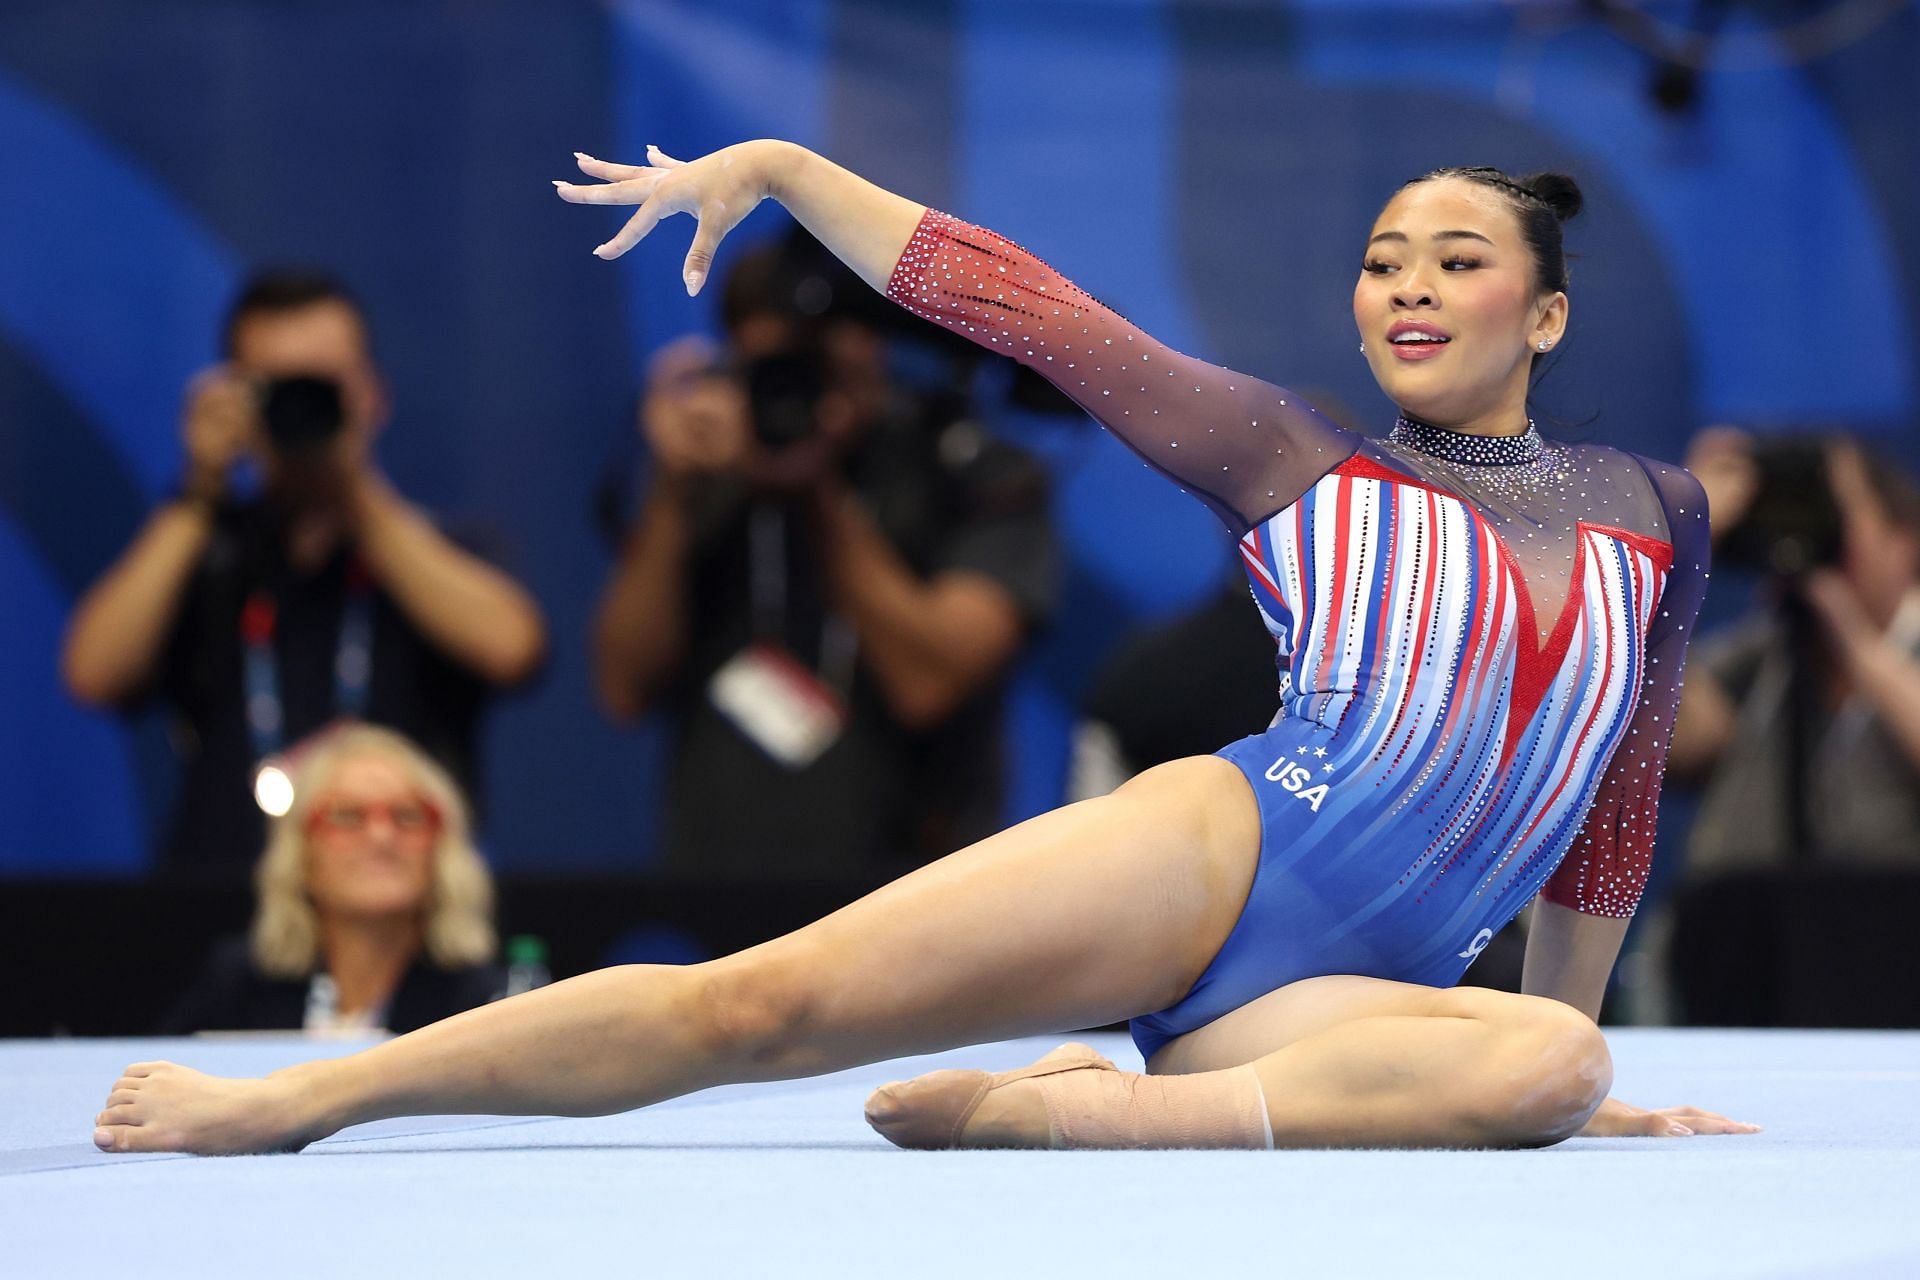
[{"x1": 1128, "y1": 718, "x2": 1497, "y2": 1064}]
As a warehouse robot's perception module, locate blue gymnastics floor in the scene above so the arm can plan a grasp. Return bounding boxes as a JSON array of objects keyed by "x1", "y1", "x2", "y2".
[{"x1": 4, "y1": 1029, "x2": 1918, "y2": 1279}]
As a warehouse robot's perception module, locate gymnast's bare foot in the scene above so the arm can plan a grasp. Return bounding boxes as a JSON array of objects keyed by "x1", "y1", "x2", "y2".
[
  {"x1": 864, "y1": 1043, "x2": 1117, "y2": 1149},
  {"x1": 93, "y1": 1061, "x2": 333, "y2": 1155}
]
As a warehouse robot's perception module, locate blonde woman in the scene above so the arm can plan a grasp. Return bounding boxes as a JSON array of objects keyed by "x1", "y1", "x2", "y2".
[{"x1": 161, "y1": 724, "x2": 504, "y2": 1035}]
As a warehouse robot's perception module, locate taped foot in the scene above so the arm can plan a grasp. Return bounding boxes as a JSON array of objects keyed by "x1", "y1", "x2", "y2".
[
  {"x1": 864, "y1": 1042, "x2": 1116, "y2": 1149},
  {"x1": 866, "y1": 1043, "x2": 1275, "y2": 1151}
]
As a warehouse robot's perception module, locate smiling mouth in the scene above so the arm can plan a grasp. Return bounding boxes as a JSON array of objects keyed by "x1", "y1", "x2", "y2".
[{"x1": 1388, "y1": 333, "x2": 1450, "y2": 360}]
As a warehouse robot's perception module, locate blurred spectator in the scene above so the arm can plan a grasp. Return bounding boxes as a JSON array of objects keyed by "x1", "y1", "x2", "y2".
[
  {"x1": 161, "y1": 723, "x2": 504, "y2": 1035},
  {"x1": 62, "y1": 272, "x2": 546, "y2": 873},
  {"x1": 1672, "y1": 429, "x2": 1920, "y2": 868},
  {"x1": 1068, "y1": 573, "x2": 1280, "y2": 801},
  {"x1": 594, "y1": 235, "x2": 1059, "y2": 879}
]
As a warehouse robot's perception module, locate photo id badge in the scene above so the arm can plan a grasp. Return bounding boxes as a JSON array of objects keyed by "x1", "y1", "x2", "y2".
[{"x1": 709, "y1": 643, "x2": 848, "y2": 769}]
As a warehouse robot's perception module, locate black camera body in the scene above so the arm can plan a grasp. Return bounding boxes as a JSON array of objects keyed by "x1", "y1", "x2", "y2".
[
  {"x1": 1719, "y1": 439, "x2": 1844, "y2": 576},
  {"x1": 742, "y1": 348, "x2": 828, "y2": 450},
  {"x1": 259, "y1": 375, "x2": 345, "y2": 458}
]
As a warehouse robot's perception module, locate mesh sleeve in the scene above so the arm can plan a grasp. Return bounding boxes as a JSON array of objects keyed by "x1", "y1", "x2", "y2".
[
  {"x1": 885, "y1": 209, "x2": 1358, "y2": 534},
  {"x1": 1544, "y1": 458, "x2": 1712, "y2": 917}
]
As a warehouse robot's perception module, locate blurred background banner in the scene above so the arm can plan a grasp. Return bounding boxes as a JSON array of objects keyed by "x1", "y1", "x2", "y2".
[{"x1": 3, "y1": 0, "x2": 1916, "y2": 877}]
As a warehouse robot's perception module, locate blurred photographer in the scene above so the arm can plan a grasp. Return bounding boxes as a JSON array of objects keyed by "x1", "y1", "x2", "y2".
[
  {"x1": 63, "y1": 272, "x2": 546, "y2": 874},
  {"x1": 1671, "y1": 428, "x2": 1920, "y2": 869},
  {"x1": 594, "y1": 235, "x2": 1058, "y2": 879}
]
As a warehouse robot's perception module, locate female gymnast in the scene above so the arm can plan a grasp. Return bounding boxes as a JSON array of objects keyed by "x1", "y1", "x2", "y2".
[{"x1": 93, "y1": 141, "x2": 1759, "y2": 1154}]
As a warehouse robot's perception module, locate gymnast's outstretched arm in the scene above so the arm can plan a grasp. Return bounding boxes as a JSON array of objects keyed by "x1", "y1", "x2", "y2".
[{"x1": 555, "y1": 141, "x2": 1358, "y2": 532}]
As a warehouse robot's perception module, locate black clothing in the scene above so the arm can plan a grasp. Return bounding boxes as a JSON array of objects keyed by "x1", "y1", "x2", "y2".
[
  {"x1": 659, "y1": 413, "x2": 1058, "y2": 880},
  {"x1": 1082, "y1": 580, "x2": 1283, "y2": 772},
  {"x1": 150, "y1": 498, "x2": 489, "y2": 873},
  {"x1": 1685, "y1": 599, "x2": 1920, "y2": 871},
  {"x1": 159, "y1": 936, "x2": 505, "y2": 1035}
]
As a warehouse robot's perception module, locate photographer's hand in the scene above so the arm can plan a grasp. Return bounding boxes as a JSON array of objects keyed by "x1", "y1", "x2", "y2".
[
  {"x1": 180, "y1": 365, "x2": 258, "y2": 504},
  {"x1": 1683, "y1": 425, "x2": 1758, "y2": 547},
  {"x1": 60, "y1": 368, "x2": 253, "y2": 705},
  {"x1": 642, "y1": 337, "x2": 751, "y2": 481},
  {"x1": 1801, "y1": 567, "x2": 1920, "y2": 775},
  {"x1": 811, "y1": 477, "x2": 1025, "y2": 730},
  {"x1": 590, "y1": 338, "x2": 748, "y2": 720},
  {"x1": 346, "y1": 473, "x2": 547, "y2": 686}
]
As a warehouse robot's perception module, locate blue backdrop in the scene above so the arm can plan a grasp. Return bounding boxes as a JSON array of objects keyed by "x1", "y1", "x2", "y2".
[{"x1": 3, "y1": 0, "x2": 1916, "y2": 876}]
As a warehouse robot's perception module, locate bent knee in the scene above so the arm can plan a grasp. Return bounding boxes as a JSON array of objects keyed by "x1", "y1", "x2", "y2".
[
  {"x1": 1482, "y1": 998, "x2": 1612, "y2": 1146},
  {"x1": 684, "y1": 960, "x2": 818, "y2": 1072}
]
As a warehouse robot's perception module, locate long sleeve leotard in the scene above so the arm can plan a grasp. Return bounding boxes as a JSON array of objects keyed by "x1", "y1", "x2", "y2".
[{"x1": 886, "y1": 210, "x2": 1709, "y2": 1055}]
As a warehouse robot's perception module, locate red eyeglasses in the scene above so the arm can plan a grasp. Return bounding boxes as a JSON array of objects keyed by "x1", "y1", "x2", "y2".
[{"x1": 304, "y1": 796, "x2": 443, "y2": 839}]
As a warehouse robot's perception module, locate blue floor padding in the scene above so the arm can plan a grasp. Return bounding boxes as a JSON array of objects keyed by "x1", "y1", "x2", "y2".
[{"x1": 4, "y1": 1029, "x2": 1917, "y2": 1278}]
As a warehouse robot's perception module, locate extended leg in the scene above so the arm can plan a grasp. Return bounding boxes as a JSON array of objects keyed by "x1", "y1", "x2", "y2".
[
  {"x1": 95, "y1": 757, "x2": 1260, "y2": 1154},
  {"x1": 872, "y1": 976, "x2": 1610, "y2": 1150}
]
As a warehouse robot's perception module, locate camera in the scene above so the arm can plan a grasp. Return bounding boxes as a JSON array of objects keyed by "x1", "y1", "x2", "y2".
[
  {"x1": 259, "y1": 375, "x2": 345, "y2": 457},
  {"x1": 1718, "y1": 438, "x2": 1844, "y2": 576},
  {"x1": 742, "y1": 348, "x2": 829, "y2": 449}
]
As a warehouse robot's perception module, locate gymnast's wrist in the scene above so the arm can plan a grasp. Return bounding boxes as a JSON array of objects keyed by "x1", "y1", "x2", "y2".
[{"x1": 757, "y1": 139, "x2": 815, "y2": 207}]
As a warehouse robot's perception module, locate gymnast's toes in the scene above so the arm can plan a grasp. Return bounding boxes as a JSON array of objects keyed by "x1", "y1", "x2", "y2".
[
  {"x1": 865, "y1": 1069, "x2": 992, "y2": 1150},
  {"x1": 93, "y1": 1123, "x2": 153, "y2": 1153},
  {"x1": 91, "y1": 1061, "x2": 311, "y2": 1156},
  {"x1": 867, "y1": 1045, "x2": 1118, "y2": 1150}
]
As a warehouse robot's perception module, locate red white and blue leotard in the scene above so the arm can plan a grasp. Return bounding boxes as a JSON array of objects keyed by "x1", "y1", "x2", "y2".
[{"x1": 885, "y1": 210, "x2": 1710, "y2": 1061}]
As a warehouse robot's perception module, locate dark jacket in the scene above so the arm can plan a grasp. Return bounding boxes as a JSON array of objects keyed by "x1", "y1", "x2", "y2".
[{"x1": 160, "y1": 936, "x2": 505, "y2": 1035}]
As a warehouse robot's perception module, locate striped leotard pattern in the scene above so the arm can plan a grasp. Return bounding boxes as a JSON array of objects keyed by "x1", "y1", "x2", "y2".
[{"x1": 885, "y1": 209, "x2": 1710, "y2": 1057}]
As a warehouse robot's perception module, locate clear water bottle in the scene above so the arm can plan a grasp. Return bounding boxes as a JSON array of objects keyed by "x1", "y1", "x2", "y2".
[{"x1": 503, "y1": 934, "x2": 551, "y2": 998}]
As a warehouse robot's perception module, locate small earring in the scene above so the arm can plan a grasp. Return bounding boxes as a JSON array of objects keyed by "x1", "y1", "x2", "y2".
[
  {"x1": 1536, "y1": 341, "x2": 1550, "y2": 351},
  {"x1": 1359, "y1": 341, "x2": 1366, "y2": 354}
]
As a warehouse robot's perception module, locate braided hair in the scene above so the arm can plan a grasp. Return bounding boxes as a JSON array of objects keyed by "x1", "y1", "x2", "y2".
[{"x1": 1402, "y1": 167, "x2": 1583, "y2": 296}]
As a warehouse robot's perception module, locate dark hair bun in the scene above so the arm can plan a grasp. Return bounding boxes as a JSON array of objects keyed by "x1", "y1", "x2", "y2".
[{"x1": 1519, "y1": 172, "x2": 1583, "y2": 223}]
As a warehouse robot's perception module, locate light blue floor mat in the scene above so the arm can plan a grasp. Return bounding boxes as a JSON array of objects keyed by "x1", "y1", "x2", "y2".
[{"x1": 4, "y1": 1029, "x2": 1916, "y2": 1278}]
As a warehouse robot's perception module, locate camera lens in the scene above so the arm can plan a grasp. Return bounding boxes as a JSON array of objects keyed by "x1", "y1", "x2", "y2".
[
  {"x1": 744, "y1": 351, "x2": 827, "y2": 449},
  {"x1": 260, "y1": 376, "x2": 345, "y2": 455}
]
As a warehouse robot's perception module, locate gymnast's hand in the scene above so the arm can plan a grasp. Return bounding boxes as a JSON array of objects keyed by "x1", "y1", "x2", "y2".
[
  {"x1": 554, "y1": 143, "x2": 779, "y2": 294},
  {"x1": 1577, "y1": 1095, "x2": 1761, "y2": 1138}
]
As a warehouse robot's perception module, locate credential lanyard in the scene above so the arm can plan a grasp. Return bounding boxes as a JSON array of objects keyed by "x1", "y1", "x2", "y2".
[
  {"x1": 748, "y1": 504, "x2": 857, "y2": 698},
  {"x1": 241, "y1": 559, "x2": 375, "y2": 761}
]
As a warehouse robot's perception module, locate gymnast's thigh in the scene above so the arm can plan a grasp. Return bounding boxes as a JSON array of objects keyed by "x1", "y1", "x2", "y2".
[{"x1": 723, "y1": 754, "x2": 1261, "y2": 1067}]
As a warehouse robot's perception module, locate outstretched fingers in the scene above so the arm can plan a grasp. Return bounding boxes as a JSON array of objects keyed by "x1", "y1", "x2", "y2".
[
  {"x1": 557, "y1": 146, "x2": 745, "y2": 290},
  {"x1": 595, "y1": 204, "x2": 667, "y2": 263},
  {"x1": 573, "y1": 151, "x2": 646, "y2": 181},
  {"x1": 680, "y1": 205, "x2": 734, "y2": 295},
  {"x1": 1657, "y1": 1105, "x2": 1762, "y2": 1135},
  {"x1": 552, "y1": 175, "x2": 659, "y2": 207}
]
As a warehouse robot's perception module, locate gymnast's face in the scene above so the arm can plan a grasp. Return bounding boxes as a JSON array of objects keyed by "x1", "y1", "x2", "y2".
[
  {"x1": 1353, "y1": 178, "x2": 1567, "y2": 433},
  {"x1": 302, "y1": 755, "x2": 440, "y2": 924}
]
